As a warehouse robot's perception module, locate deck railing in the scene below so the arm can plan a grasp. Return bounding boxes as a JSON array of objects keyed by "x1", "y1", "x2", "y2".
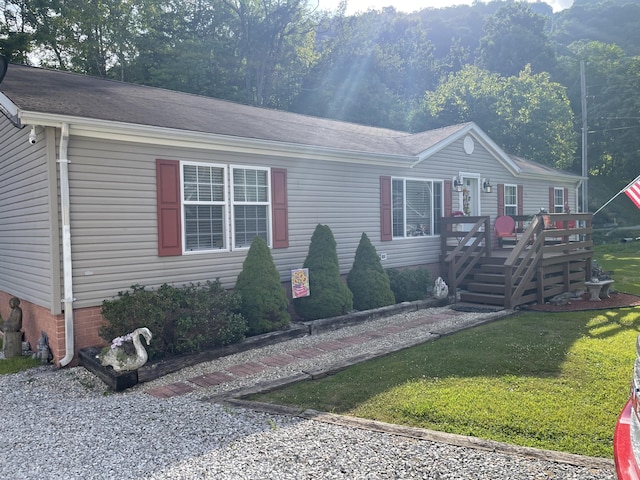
[
  {"x1": 440, "y1": 213, "x2": 594, "y2": 308},
  {"x1": 440, "y1": 216, "x2": 491, "y2": 296},
  {"x1": 504, "y1": 213, "x2": 593, "y2": 308}
]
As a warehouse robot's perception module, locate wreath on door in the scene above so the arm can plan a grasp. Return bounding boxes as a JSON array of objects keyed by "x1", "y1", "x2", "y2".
[{"x1": 463, "y1": 188, "x2": 471, "y2": 216}]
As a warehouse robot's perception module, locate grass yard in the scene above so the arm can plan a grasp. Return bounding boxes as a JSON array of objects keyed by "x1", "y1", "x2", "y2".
[
  {"x1": 250, "y1": 310, "x2": 639, "y2": 458},
  {"x1": 250, "y1": 242, "x2": 640, "y2": 458},
  {"x1": 0, "y1": 338, "x2": 40, "y2": 374},
  {"x1": 596, "y1": 242, "x2": 640, "y2": 296}
]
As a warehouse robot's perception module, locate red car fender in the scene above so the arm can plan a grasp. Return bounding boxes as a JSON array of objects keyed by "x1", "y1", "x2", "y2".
[{"x1": 614, "y1": 398, "x2": 640, "y2": 480}]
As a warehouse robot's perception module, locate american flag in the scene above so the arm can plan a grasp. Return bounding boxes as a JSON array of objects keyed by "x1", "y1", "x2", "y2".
[{"x1": 625, "y1": 178, "x2": 640, "y2": 209}]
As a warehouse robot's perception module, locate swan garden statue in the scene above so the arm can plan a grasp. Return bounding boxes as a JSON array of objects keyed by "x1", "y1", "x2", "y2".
[{"x1": 98, "y1": 327, "x2": 152, "y2": 372}]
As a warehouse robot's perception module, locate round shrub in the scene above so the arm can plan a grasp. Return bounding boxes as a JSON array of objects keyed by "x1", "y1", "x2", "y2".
[
  {"x1": 347, "y1": 232, "x2": 395, "y2": 310},
  {"x1": 293, "y1": 224, "x2": 353, "y2": 320},
  {"x1": 386, "y1": 267, "x2": 431, "y2": 303},
  {"x1": 235, "y1": 236, "x2": 290, "y2": 336},
  {"x1": 100, "y1": 281, "x2": 247, "y2": 360}
]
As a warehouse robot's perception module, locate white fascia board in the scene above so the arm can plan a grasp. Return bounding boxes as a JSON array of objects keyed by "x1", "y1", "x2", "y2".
[
  {"x1": 411, "y1": 122, "x2": 522, "y2": 175},
  {"x1": 18, "y1": 111, "x2": 414, "y2": 168},
  {"x1": 0, "y1": 92, "x2": 20, "y2": 126},
  {"x1": 518, "y1": 170, "x2": 585, "y2": 185}
]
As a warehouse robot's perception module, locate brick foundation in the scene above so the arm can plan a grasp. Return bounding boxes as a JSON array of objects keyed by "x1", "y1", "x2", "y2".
[{"x1": 0, "y1": 292, "x2": 107, "y2": 367}]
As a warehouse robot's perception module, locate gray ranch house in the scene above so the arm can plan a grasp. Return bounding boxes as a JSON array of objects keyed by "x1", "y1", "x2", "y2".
[{"x1": 0, "y1": 64, "x2": 586, "y2": 366}]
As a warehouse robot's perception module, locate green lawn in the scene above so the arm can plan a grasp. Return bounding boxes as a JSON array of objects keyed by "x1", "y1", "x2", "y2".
[
  {"x1": 0, "y1": 337, "x2": 40, "y2": 374},
  {"x1": 250, "y1": 243, "x2": 640, "y2": 458}
]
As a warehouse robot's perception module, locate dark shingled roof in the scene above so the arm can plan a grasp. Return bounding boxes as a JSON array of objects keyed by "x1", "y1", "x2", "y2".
[{"x1": 0, "y1": 63, "x2": 471, "y2": 157}]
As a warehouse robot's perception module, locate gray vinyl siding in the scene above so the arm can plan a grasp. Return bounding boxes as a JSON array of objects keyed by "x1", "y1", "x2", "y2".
[
  {"x1": 66, "y1": 133, "x2": 578, "y2": 309},
  {"x1": 0, "y1": 118, "x2": 55, "y2": 309}
]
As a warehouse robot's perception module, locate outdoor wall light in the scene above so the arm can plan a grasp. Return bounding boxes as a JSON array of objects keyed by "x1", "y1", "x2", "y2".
[
  {"x1": 482, "y1": 178, "x2": 492, "y2": 193},
  {"x1": 453, "y1": 176, "x2": 463, "y2": 192}
]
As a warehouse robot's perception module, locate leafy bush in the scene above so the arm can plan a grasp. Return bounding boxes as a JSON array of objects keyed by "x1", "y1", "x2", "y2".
[
  {"x1": 347, "y1": 232, "x2": 395, "y2": 310},
  {"x1": 293, "y1": 224, "x2": 353, "y2": 320},
  {"x1": 386, "y1": 268, "x2": 431, "y2": 303},
  {"x1": 235, "y1": 236, "x2": 290, "y2": 335},
  {"x1": 100, "y1": 281, "x2": 247, "y2": 360}
]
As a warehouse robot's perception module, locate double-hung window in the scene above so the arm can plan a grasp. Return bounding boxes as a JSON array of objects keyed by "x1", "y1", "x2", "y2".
[
  {"x1": 232, "y1": 166, "x2": 270, "y2": 248},
  {"x1": 504, "y1": 185, "x2": 518, "y2": 216},
  {"x1": 181, "y1": 163, "x2": 271, "y2": 252},
  {"x1": 392, "y1": 178, "x2": 442, "y2": 237},
  {"x1": 554, "y1": 187, "x2": 565, "y2": 213},
  {"x1": 183, "y1": 163, "x2": 227, "y2": 251}
]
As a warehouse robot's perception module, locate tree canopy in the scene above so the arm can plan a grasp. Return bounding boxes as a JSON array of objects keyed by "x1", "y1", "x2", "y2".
[{"x1": 1, "y1": 0, "x2": 639, "y2": 185}]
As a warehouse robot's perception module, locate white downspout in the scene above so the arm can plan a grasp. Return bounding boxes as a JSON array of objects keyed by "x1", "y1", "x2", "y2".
[{"x1": 58, "y1": 123, "x2": 75, "y2": 366}]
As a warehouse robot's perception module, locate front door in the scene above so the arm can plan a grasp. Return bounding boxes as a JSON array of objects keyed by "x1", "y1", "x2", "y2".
[{"x1": 458, "y1": 175, "x2": 480, "y2": 217}]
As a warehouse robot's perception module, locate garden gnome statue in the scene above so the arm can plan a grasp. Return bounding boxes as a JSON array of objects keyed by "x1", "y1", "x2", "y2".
[
  {"x1": 1, "y1": 297, "x2": 23, "y2": 358},
  {"x1": 434, "y1": 277, "x2": 449, "y2": 300}
]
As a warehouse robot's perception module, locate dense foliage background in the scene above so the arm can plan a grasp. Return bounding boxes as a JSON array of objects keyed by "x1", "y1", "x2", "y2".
[{"x1": 1, "y1": 0, "x2": 639, "y2": 217}]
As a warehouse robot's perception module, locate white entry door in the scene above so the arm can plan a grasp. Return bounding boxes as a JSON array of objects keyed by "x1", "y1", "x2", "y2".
[{"x1": 458, "y1": 175, "x2": 480, "y2": 217}]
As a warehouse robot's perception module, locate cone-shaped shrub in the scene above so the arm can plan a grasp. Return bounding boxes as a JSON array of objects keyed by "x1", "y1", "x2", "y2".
[
  {"x1": 235, "y1": 236, "x2": 290, "y2": 335},
  {"x1": 347, "y1": 232, "x2": 396, "y2": 310},
  {"x1": 293, "y1": 224, "x2": 353, "y2": 320}
]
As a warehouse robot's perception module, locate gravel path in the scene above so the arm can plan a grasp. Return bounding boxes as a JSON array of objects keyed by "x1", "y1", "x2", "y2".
[{"x1": 0, "y1": 307, "x2": 616, "y2": 479}]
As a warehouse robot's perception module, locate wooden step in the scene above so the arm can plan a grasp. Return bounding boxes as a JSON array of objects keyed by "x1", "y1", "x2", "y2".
[
  {"x1": 473, "y1": 272, "x2": 505, "y2": 283},
  {"x1": 459, "y1": 291, "x2": 506, "y2": 306},
  {"x1": 478, "y1": 264, "x2": 505, "y2": 274},
  {"x1": 467, "y1": 282, "x2": 506, "y2": 295}
]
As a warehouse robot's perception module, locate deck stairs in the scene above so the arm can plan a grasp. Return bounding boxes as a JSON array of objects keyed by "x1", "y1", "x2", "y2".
[{"x1": 458, "y1": 253, "x2": 532, "y2": 306}]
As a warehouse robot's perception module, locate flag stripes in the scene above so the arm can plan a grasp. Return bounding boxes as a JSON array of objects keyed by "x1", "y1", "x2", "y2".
[{"x1": 624, "y1": 179, "x2": 640, "y2": 209}]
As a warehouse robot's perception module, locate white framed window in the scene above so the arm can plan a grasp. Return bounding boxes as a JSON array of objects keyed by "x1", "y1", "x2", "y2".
[
  {"x1": 392, "y1": 178, "x2": 443, "y2": 237},
  {"x1": 181, "y1": 162, "x2": 271, "y2": 253},
  {"x1": 182, "y1": 162, "x2": 228, "y2": 252},
  {"x1": 504, "y1": 184, "x2": 518, "y2": 216},
  {"x1": 554, "y1": 187, "x2": 564, "y2": 213},
  {"x1": 231, "y1": 166, "x2": 271, "y2": 249}
]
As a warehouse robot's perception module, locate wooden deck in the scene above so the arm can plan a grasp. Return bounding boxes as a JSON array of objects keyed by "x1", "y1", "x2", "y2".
[{"x1": 440, "y1": 213, "x2": 594, "y2": 309}]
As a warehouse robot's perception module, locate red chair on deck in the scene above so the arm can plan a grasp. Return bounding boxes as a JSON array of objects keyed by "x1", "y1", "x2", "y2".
[{"x1": 495, "y1": 215, "x2": 517, "y2": 248}]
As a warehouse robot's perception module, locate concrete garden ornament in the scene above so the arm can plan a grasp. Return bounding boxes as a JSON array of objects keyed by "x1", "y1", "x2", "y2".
[
  {"x1": 98, "y1": 327, "x2": 152, "y2": 372},
  {"x1": 434, "y1": 277, "x2": 449, "y2": 300}
]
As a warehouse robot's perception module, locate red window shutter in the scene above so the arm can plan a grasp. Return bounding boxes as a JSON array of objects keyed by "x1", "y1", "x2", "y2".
[
  {"x1": 156, "y1": 159, "x2": 182, "y2": 256},
  {"x1": 380, "y1": 176, "x2": 392, "y2": 241},
  {"x1": 444, "y1": 180, "x2": 452, "y2": 217},
  {"x1": 517, "y1": 185, "x2": 524, "y2": 229},
  {"x1": 271, "y1": 168, "x2": 289, "y2": 248},
  {"x1": 497, "y1": 183, "x2": 505, "y2": 215},
  {"x1": 564, "y1": 187, "x2": 568, "y2": 209},
  {"x1": 517, "y1": 185, "x2": 524, "y2": 216},
  {"x1": 549, "y1": 187, "x2": 555, "y2": 211}
]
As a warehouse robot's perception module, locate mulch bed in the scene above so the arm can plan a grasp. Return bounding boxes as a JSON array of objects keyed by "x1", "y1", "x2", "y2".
[{"x1": 524, "y1": 292, "x2": 640, "y2": 312}]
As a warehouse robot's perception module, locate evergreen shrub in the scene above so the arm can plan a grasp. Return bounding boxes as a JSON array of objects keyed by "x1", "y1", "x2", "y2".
[
  {"x1": 347, "y1": 232, "x2": 395, "y2": 310},
  {"x1": 293, "y1": 224, "x2": 353, "y2": 320},
  {"x1": 100, "y1": 281, "x2": 247, "y2": 360},
  {"x1": 235, "y1": 236, "x2": 290, "y2": 335},
  {"x1": 386, "y1": 268, "x2": 431, "y2": 303}
]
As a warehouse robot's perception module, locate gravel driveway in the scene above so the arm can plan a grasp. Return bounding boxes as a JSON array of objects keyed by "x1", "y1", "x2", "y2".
[{"x1": 0, "y1": 307, "x2": 617, "y2": 479}]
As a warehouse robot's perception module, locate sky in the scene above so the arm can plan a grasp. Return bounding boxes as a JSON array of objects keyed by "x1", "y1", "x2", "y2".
[{"x1": 314, "y1": 0, "x2": 574, "y2": 15}]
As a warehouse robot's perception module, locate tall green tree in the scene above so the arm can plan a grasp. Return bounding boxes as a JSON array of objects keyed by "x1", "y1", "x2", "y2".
[
  {"x1": 478, "y1": 2, "x2": 555, "y2": 77},
  {"x1": 292, "y1": 8, "x2": 437, "y2": 130},
  {"x1": 414, "y1": 64, "x2": 576, "y2": 170},
  {"x1": 222, "y1": 0, "x2": 318, "y2": 107},
  {"x1": 411, "y1": 65, "x2": 503, "y2": 134},
  {"x1": 556, "y1": 41, "x2": 640, "y2": 181}
]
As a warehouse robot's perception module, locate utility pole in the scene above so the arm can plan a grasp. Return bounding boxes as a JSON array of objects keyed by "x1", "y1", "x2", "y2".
[{"x1": 580, "y1": 61, "x2": 588, "y2": 213}]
